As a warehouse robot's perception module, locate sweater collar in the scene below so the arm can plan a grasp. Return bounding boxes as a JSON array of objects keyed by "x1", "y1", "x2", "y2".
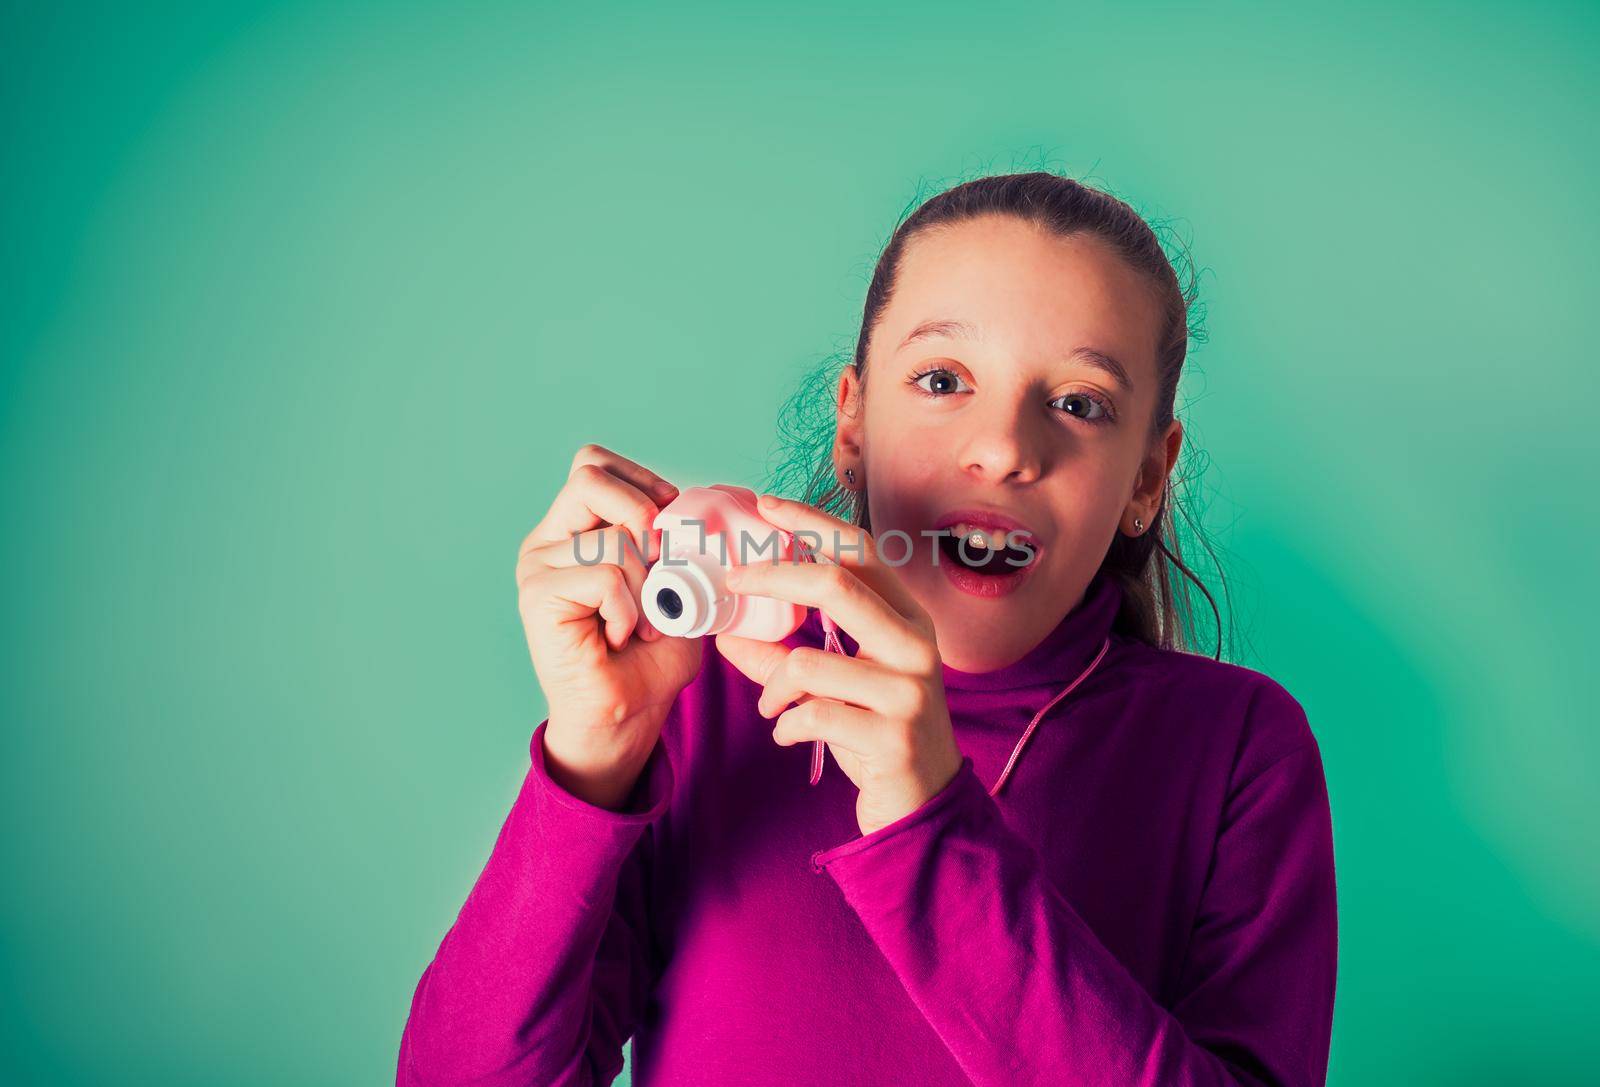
[
  {"x1": 938, "y1": 569, "x2": 1123, "y2": 692},
  {"x1": 790, "y1": 569, "x2": 1123, "y2": 693}
]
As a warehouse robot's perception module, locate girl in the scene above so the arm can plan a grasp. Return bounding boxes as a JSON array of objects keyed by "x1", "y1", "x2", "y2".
[{"x1": 397, "y1": 173, "x2": 1338, "y2": 1086}]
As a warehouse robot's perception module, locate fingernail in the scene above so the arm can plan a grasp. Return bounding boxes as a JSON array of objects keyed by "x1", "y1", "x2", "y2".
[
  {"x1": 757, "y1": 494, "x2": 777, "y2": 507},
  {"x1": 654, "y1": 481, "x2": 678, "y2": 499}
]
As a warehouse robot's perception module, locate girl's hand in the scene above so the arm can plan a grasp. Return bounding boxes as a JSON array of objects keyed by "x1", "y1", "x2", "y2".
[
  {"x1": 516, "y1": 444, "x2": 702, "y2": 807},
  {"x1": 714, "y1": 494, "x2": 964, "y2": 837}
]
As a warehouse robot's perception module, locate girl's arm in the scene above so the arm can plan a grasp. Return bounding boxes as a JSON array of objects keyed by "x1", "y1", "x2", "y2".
[
  {"x1": 811, "y1": 681, "x2": 1338, "y2": 1087},
  {"x1": 397, "y1": 718, "x2": 673, "y2": 1087}
]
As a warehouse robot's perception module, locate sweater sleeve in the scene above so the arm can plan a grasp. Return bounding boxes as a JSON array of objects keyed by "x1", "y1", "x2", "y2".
[
  {"x1": 397, "y1": 717, "x2": 674, "y2": 1087},
  {"x1": 809, "y1": 692, "x2": 1338, "y2": 1087}
]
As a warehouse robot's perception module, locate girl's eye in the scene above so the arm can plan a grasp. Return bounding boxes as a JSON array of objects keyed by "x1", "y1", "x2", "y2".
[
  {"x1": 909, "y1": 367, "x2": 970, "y2": 396},
  {"x1": 909, "y1": 367, "x2": 1116, "y2": 426},
  {"x1": 1049, "y1": 391, "x2": 1115, "y2": 425}
]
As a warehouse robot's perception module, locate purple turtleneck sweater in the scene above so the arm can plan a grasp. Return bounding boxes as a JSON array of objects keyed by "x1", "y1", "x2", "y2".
[{"x1": 397, "y1": 571, "x2": 1338, "y2": 1086}]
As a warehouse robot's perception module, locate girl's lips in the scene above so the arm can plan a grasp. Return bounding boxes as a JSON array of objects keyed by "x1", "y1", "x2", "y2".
[{"x1": 932, "y1": 530, "x2": 1042, "y2": 599}]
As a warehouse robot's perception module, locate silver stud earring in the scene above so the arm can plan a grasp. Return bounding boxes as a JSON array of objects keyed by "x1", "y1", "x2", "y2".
[
  {"x1": 844, "y1": 467, "x2": 856, "y2": 486},
  {"x1": 1132, "y1": 517, "x2": 1144, "y2": 535}
]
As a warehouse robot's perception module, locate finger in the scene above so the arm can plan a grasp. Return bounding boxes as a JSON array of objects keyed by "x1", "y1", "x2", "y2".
[
  {"x1": 755, "y1": 494, "x2": 924, "y2": 621},
  {"x1": 520, "y1": 524, "x2": 657, "y2": 574},
  {"x1": 771, "y1": 697, "x2": 880, "y2": 755},
  {"x1": 569, "y1": 443, "x2": 680, "y2": 507},
  {"x1": 518, "y1": 524, "x2": 661, "y2": 640},
  {"x1": 522, "y1": 562, "x2": 642, "y2": 654},
  {"x1": 756, "y1": 646, "x2": 910, "y2": 719},
  {"x1": 713, "y1": 632, "x2": 793, "y2": 689},
  {"x1": 523, "y1": 462, "x2": 664, "y2": 561},
  {"x1": 725, "y1": 562, "x2": 932, "y2": 674}
]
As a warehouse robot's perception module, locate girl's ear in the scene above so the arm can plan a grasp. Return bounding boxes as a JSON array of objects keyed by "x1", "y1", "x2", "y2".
[
  {"x1": 833, "y1": 367, "x2": 866, "y2": 492},
  {"x1": 834, "y1": 366, "x2": 865, "y2": 457},
  {"x1": 1124, "y1": 419, "x2": 1183, "y2": 532},
  {"x1": 835, "y1": 366, "x2": 863, "y2": 419}
]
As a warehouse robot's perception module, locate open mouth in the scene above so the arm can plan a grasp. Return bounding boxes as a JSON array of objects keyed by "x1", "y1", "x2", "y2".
[{"x1": 937, "y1": 526, "x2": 1038, "y2": 575}]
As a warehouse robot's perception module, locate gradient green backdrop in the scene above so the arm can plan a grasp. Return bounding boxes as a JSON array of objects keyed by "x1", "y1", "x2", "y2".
[{"x1": 4, "y1": 2, "x2": 1597, "y2": 1084}]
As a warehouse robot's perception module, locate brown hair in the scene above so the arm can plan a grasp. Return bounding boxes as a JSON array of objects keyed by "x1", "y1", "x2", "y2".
[{"x1": 769, "y1": 170, "x2": 1232, "y2": 659}]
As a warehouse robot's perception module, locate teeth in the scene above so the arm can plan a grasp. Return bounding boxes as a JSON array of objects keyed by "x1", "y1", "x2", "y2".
[
  {"x1": 950, "y1": 524, "x2": 995, "y2": 548},
  {"x1": 948, "y1": 522, "x2": 1030, "y2": 550}
]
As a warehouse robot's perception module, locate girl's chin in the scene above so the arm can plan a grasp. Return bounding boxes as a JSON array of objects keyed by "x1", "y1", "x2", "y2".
[{"x1": 902, "y1": 567, "x2": 1059, "y2": 670}]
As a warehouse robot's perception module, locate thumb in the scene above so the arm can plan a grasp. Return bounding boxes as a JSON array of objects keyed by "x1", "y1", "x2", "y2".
[{"x1": 713, "y1": 633, "x2": 791, "y2": 688}]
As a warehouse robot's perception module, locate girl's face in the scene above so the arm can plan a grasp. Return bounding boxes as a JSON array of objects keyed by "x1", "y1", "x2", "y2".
[{"x1": 836, "y1": 214, "x2": 1182, "y2": 672}]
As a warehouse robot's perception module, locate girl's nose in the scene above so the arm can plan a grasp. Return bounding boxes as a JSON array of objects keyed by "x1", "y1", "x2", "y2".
[{"x1": 955, "y1": 403, "x2": 1046, "y2": 484}]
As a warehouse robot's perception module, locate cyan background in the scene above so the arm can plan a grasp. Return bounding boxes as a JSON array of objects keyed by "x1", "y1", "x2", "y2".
[{"x1": 3, "y1": 2, "x2": 1596, "y2": 1083}]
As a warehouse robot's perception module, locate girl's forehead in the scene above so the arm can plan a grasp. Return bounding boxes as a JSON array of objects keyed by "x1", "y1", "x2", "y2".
[
  {"x1": 896, "y1": 220, "x2": 1153, "y2": 314},
  {"x1": 883, "y1": 222, "x2": 1162, "y2": 372}
]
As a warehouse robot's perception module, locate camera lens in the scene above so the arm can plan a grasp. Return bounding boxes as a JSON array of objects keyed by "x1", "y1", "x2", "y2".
[{"x1": 656, "y1": 587, "x2": 683, "y2": 620}]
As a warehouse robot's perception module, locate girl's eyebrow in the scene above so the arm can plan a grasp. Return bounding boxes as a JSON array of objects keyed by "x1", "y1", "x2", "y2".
[
  {"x1": 898, "y1": 318, "x2": 984, "y2": 351},
  {"x1": 896, "y1": 318, "x2": 1134, "y2": 392}
]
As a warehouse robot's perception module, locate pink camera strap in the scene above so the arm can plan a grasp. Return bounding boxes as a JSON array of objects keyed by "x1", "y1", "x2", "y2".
[{"x1": 794, "y1": 539, "x2": 847, "y2": 786}]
